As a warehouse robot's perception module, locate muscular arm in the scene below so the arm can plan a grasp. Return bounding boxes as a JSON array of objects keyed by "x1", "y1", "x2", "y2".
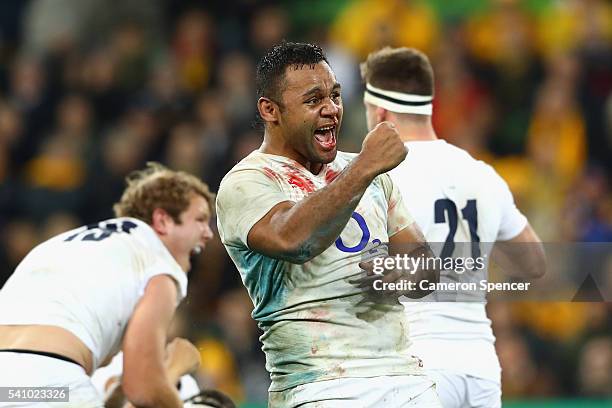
[
  {"x1": 248, "y1": 156, "x2": 376, "y2": 263},
  {"x1": 491, "y1": 223, "x2": 546, "y2": 279},
  {"x1": 247, "y1": 122, "x2": 407, "y2": 264},
  {"x1": 120, "y1": 275, "x2": 184, "y2": 408}
]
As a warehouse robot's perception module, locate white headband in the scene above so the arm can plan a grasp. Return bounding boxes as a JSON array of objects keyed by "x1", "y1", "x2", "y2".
[{"x1": 363, "y1": 83, "x2": 433, "y2": 115}]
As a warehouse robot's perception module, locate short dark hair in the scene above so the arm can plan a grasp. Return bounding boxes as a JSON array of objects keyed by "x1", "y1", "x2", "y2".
[
  {"x1": 256, "y1": 41, "x2": 329, "y2": 104},
  {"x1": 360, "y1": 47, "x2": 434, "y2": 96}
]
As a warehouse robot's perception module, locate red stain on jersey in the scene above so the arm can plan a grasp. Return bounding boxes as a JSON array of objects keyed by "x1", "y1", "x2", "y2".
[
  {"x1": 262, "y1": 167, "x2": 278, "y2": 181},
  {"x1": 388, "y1": 197, "x2": 398, "y2": 211},
  {"x1": 325, "y1": 169, "x2": 340, "y2": 184},
  {"x1": 310, "y1": 308, "x2": 330, "y2": 319},
  {"x1": 283, "y1": 165, "x2": 316, "y2": 193}
]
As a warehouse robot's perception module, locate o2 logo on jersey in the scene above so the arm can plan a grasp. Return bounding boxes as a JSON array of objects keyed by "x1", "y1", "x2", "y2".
[
  {"x1": 64, "y1": 220, "x2": 138, "y2": 242},
  {"x1": 335, "y1": 211, "x2": 381, "y2": 253}
]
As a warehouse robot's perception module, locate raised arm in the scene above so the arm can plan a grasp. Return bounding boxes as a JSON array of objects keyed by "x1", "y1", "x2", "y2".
[{"x1": 247, "y1": 122, "x2": 407, "y2": 263}]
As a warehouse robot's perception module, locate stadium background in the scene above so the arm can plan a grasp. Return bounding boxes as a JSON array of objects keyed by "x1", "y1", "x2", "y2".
[{"x1": 0, "y1": 0, "x2": 610, "y2": 406}]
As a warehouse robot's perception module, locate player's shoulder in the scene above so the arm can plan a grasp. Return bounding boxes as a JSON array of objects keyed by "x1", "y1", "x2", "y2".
[
  {"x1": 224, "y1": 150, "x2": 264, "y2": 174},
  {"x1": 220, "y1": 150, "x2": 283, "y2": 186},
  {"x1": 110, "y1": 217, "x2": 183, "y2": 274},
  {"x1": 44, "y1": 217, "x2": 147, "y2": 243},
  {"x1": 85, "y1": 217, "x2": 166, "y2": 255},
  {"x1": 27, "y1": 217, "x2": 158, "y2": 268},
  {"x1": 433, "y1": 141, "x2": 501, "y2": 180},
  {"x1": 429, "y1": 140, "x2": 481, "y2": 165}
]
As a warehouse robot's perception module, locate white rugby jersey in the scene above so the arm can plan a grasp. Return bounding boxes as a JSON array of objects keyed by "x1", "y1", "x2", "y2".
[
  {"x1": 0, "y1": 217, "x2": 187, "y2": 370},
  {"x1": 217, "y1": 150, "x2": 423, "y2": 392},
  {"x1": 390, "y1": 140, "x2": 527, "y2": 382}
]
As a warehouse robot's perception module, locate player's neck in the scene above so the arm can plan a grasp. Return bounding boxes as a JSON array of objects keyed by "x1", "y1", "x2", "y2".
[
  {"x1": 158, "y1": 235, "x2": 190, "y2": 272},
  {"x1": 395, "y1": 121, "x2": 437, "y2": 143},
  {"x1": 260, "y1": 133, "x2": 324, "y2": 174}
]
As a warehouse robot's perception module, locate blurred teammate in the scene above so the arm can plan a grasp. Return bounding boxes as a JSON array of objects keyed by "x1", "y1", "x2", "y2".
[
  {"x1": 216, "y1": 42, "x2": 440, "y2": 407},
  {"x1": 0, "y1": 163, "x2": 214, "y2": 408},
  {"x1": 361, "y1": 47, "x2": 546, "y2": 408}
]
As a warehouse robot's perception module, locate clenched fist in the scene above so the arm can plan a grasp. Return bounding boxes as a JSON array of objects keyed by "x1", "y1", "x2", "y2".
[{"x1": 358, "y1": 121, "x2": 408, "y2": 177}]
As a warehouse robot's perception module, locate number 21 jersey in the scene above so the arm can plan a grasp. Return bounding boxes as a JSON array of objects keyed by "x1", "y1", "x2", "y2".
[{"x1": 390, "y1": 140, "x2": 527, "y2": 382}]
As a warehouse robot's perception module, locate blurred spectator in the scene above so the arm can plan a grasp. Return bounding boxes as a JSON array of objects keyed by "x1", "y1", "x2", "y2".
[
  {"x1": 39, "y1": 212, "x2": 80, "y2": 241},
  {"x1": 19, "y1": 94, "x2": 94, "y2": 221},
  {"x1": 172, "y1": 9, "x2": 216, "y2": 93},
  {"x1": 577, "y1": 337, "x2": 612, "y2": 397},
  {"x1": 535, "y1": 0, "x2": 612, "y2": 59},
  {"x1": 165, "y1": 121, "x2": 204, "y2": 176},
  {"x1": 10, "y1": 57, "x2": 47, "y2": 111},
  {"x1": 9, "y1": 56, "x2": 54, "y2": 165},
  {"x1": 111, "y1": 22, "x2": 150, "y2": 92},
  {"x1": 22, "y1": 0, "x2": 83, "y2": 56},
  {"x1": 248, "y1": 5, "x2": 289, "y2": 59},
  {"x1": 514, "y1": 302, "x2": 590, "y2": 343},
  {"x1": 229, "y1": 129, "x2": 263, "y2": 166},
  {"x1": 576, "y1": 0, "x2": 612, "y2": 175},
  {"x1": 0, "y1": 102, "x2": 23, "y2": 181},
  {"x1": 142, "y1": 57, "x2": 191, "y2": 134},
  {"x1": 80, "y1": 111, "x2": 153, "y2": 222},
  {"x1": 194, "y1": 90, "x2": 232, "y2": 183},
  {"x1": 0, "y1": 220, "x2": 38, "y2": 285},
  {"x1": 565, "y1": 168, "x2": 612, "y2": 242},
  {"x1": 196, "y1": 336, "x2": 244, "y2": 402},
  {"x1": 217, "y1": 51, "x2": 256, "y2": 126},
  {"x1": 329, "y1": 0, "x2": 439, "y2": 60},
  {"x1": 215, "y1": 288, "x2": 268, "y2": 404},
  {"x1": 80, "y1": 47, "x2": 126, "y2": 123},
  {"x1": 527, "y1": 53, "x2": 586, "y2": 186},
  {"x1": 465, "y1": 0, "x2": 542, "y2": 155},
  {"x1": 496, "y1": 333, "x2": 550, "y2": 397},
  {"x1": 431, "y1": 36, "x2": 494, "y2": 158}
]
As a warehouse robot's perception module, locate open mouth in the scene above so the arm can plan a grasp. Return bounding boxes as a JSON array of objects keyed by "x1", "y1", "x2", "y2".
[
  {"x1": 314, "y1": 124, "x2": 337, "y2": 151},
  {"x1": 191, "y1": 245, "x2": 203, "y2": 256}
]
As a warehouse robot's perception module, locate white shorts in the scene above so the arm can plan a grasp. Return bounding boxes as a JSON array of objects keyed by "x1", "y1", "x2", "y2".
[
  {"x1": 427, "y1": 369, "x2": 501, "y2": 408},
  {"x1": 0, "y1": 352, "x2": 103, "y2": 408},
  {"x1": 268, "y1": 375, "x2": 441, "y2": 408}
]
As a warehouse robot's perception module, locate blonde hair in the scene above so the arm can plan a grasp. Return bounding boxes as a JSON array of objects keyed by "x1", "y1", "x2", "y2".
[{"x1": 113, "y1": 162, "x2": 215, "y2": 224}]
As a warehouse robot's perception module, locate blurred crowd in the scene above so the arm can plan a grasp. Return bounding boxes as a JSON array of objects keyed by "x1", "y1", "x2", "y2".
[{"x1": 0, "y1": 0, "x2": 610, "y2": 404}]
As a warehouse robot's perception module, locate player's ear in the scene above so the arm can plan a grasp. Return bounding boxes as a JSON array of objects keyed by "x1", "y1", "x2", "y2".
[
  {"x1": 258, "y1": 97, "x2": 280, "y2": 123},
  {"x1": 375, "y1": 106, "x2": 387, "y2": 124},
  {"x1": 151, "y1": 208, "x2": 172, "y2": 235}
]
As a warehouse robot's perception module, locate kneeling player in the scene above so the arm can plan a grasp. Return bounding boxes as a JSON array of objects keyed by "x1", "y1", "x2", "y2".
[{"x1": 0, "y1": 163, "x2": 214, "y2": 408}]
